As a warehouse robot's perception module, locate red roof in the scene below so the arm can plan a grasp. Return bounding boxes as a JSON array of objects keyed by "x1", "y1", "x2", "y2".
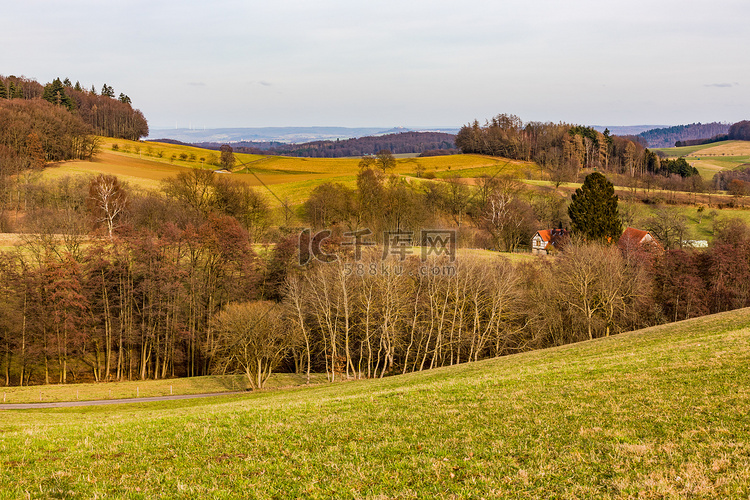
[
  {"x1": 618, "y1": 227, "x2": 655, "y2": 250},
  {"x1": 534, "y1": 229, "x2": 569, "y2": 251}
]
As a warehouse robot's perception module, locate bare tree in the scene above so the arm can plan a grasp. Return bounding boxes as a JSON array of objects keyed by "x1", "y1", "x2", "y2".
[
  {"x1": 87, "y1": 174, "x2": 128, "y2": 238},
  {"x1": 211, "y1": 301, "x2": 290, "y2": 389}
]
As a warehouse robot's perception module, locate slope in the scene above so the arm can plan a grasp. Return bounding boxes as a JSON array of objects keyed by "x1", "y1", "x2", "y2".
[{"x1": 1, "y1": 309, "x2": 749, "y2": 498}]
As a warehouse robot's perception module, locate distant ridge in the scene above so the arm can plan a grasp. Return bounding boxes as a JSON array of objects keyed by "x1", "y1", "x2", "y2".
[
  {"x1": 592, "y1": 125, "x2": 669, "y2": 136},
  {"x1": 192, "y1": 131, "x2": 457, "y2": 158},
  {"x1": 146, "y1": 126, "x2": 461, "y2": 144},
  {"x1": 636, "y1": 122, "x2": 730, "y2": 148}
]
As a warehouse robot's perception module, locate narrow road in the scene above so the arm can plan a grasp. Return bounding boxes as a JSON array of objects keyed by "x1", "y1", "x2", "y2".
[{"x1": 0, "y1": 391, "x2": 246, "y2": 410}]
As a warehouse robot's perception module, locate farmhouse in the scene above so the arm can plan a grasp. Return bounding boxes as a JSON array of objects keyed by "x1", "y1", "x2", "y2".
[
  {"x1": 531, "y1": 229, "x2": 569, "y2": 255},
  {"x1": 618, "y1": 227, "x2": 659, "y2": 252}
]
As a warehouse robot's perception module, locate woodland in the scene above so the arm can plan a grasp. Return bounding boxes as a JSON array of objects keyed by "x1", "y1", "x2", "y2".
[{"x1": 1, "y1": 81, "x2": 750, "y2": 389}]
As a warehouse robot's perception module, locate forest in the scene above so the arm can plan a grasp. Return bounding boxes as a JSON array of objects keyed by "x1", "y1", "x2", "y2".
[
  {"x1": 638, "y1": 122, "x2": 730, "y2": 148},
  {"x1": 455, "y1": 114, "x2": 701, "y2": 184},
  {"x1": 0, "y1": 75, "x2": 148, "y2": 142}
]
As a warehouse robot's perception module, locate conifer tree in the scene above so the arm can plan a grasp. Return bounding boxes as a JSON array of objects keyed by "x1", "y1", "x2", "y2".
[
  {"x1": 43, "y1": 78, "x2": 74, "y2": 110},
  {"x1": 568, "y1": 172, "x2": 622, "y2": 242},
  {"x1": 0, "y1": 81, "x2": 7, "y2": 99}
]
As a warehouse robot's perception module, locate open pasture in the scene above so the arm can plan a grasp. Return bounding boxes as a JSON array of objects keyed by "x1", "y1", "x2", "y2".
[{"x1": 1, "y1": 309, "x2": 749, "y2": 498}]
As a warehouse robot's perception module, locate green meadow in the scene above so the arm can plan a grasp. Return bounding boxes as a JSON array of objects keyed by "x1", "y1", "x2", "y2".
[
  {"x1": 2, "y1": 309, "x2": 749, "y2": 498},
  {"x1": 653, "y1": 140, "x2": 750, "y2": 180}
]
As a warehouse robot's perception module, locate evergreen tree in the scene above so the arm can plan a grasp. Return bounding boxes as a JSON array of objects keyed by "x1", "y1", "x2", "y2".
[
  {"x1": 74, "y1": 81, "x2": 83, "y2": 92},
  {"x1": 43, "y1": 78, "x2": 74, "y2": 110},
  {"x1": 0, "y1": 81, "x2": 7, "y2": 99},
  {"x1": 101, "y1": 83, "x2": 115, "y2": 98},
  {"x1": 568, "y1": 172, "x2": 622, "y2": 242}
]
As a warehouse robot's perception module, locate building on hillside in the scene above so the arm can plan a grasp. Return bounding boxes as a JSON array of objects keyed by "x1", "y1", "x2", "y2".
[
  {"x1": 531, "y1": 229, "x2": 569, "y2": 255},
  {"x1": 618, "y1": 227, "x2": 660, "y2": 253}
]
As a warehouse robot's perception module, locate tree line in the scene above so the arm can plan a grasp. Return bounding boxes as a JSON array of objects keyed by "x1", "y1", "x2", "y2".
[
  {"x1": 0, "y1": 75, "x2": 148, "y2": 141},
  {"x1": 455, "y1": 114, "x2": 700, "y2": 187},
  {"x1": 638, "y1": 122, "x2": 730, "y2": 148}
]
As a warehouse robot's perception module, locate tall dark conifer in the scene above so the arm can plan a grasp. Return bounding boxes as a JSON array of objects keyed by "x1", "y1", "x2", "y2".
[{"x1": 568, "y1": 172, "x2": 622, "y2": 242}]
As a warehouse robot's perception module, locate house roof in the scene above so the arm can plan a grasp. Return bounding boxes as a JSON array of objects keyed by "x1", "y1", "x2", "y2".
[
  {"x1": 618, "y1": 227, "x2": 655, "y2": 250},
  {"x1": 534, "y1": 229, "x2": 569, "y2": 251},
  {"x1": 535, "y1": 229, "x2": 568, "y2": 242}
]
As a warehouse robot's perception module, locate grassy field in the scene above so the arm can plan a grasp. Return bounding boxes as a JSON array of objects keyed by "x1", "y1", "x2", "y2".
[
  {"x1": 0, "y1": 373, "x2": 329, "y2": 405},
  {"x1": 43, "y1": 139, "x2": 538, "y2": 207},
  {"x1": 1, "y1": 309, "x2": 749, "y2": 498},
  {"x1": 653, "y1": 140, "x2": 750, "y2": 179}
]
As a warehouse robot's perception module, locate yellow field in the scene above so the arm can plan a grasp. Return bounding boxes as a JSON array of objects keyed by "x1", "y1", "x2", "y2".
[
  {"x1": 39, "y1": 138, "x2": 541, "y2": 206},
  {"x1": 654, "y1": 140, "x2": 750, "y2": 179},
  {"x1": 685, "y1": 140, "x2": 750, "y2": 157}
]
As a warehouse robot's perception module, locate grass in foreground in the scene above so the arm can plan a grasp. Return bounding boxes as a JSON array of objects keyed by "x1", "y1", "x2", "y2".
[
  {"x1": 1, "y1": 309, "x2": 750, "y2": 498},
  {"x1": 0, "y1": 373, "x2": 329, "y2": 404}
]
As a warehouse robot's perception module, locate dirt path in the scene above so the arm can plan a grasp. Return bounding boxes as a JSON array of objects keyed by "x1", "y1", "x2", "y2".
[{"x1": 0, "y1": 391, "x2": 245, "y2": 410}]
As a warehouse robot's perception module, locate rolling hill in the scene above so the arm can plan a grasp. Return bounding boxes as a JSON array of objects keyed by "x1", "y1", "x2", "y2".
[
  {"x1": 652, "y1": 140, "x2": 750, "y2": 179},
  {"x1": 1, "y1": 309, "x2": 748, "y2": 497},
  {"x1": 44, "y1": 137, "x2": 538, "y2": 206}
]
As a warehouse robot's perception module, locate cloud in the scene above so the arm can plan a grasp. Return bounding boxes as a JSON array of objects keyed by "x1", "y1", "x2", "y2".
[
  {"x1": 187, "y1": 82, "x2": 206, "y2": 87},
  {"x1": 704, "y1": 83, "x2": 737, "y2": 88}
]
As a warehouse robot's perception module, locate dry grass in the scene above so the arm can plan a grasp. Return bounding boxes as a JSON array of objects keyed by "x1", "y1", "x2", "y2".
[{"x1": 686, "y1": 140, "x2": 750, "y2": 157}]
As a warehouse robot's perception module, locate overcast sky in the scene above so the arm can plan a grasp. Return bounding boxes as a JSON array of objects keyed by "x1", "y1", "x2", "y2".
[{"x1": 3, "y1": 0, "x2": 749, "y2": 129}]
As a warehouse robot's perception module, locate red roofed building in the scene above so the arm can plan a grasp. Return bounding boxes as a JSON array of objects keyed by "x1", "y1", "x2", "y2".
[
  {"x1": 618, "y1": 227, "x2": 658, "y2": 253},
  {"x1": 532, "y1": 229, "x2": 569, "y2": 255}
]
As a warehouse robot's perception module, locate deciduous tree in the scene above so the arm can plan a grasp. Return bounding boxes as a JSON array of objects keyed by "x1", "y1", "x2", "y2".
[{"x1": 211, "y1": 301, "x2": 291, "y2": 389}]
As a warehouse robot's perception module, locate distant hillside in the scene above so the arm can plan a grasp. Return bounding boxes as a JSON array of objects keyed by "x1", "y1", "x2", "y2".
[
  {"x1": 195, "y1": 131, "x2": 458, "y2": 158},
  {"x1": 146, "y1": 126, "x2": 460, "y2": 144},
  {"x1": 269, "y1": 131, "x2": 456, "y2": 157},
  {"x1": 592, "y1": 125, "x2": 667, "y2": 136},
  {"x1": 638, "y1": 122, "x2": 730, "y2": 148}
]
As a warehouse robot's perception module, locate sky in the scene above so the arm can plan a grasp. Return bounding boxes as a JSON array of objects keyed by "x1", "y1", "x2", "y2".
[{"x1": 2, "y1": 0, "x2": 749, "y2": 129}]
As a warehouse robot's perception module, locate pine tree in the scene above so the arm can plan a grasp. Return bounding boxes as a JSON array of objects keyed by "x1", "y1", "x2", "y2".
[
  {"x1": 101, "y1": 83, "x2": 115, "y2": 98},
  {"x1": 0, "y1": 81, "x2": 7, "y2": 99},
  {"x1": 568, "y1": 172, "x2": 622, "y2": 242},
  {"x1": 43, "y1": 78, "x2": 74, "y2": 110}
]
